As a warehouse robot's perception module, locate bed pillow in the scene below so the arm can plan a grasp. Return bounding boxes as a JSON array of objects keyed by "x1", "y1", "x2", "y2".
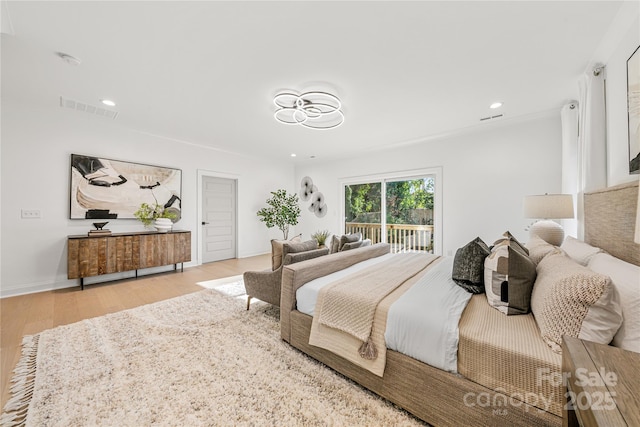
[
  {"x1": 452, "y1": 237, "x2": 491, "y2": 294},
  {"x1": 526, "y1": 235, "x2": 562, "y2": 265},
  {"x1": 531, "y1": 251, "x2": 622, "y2": 353},
  {"x1": 484, "y1": 233, "x2": 536, "y2": 315},
  {"x1": 561, "y1": 236, "x2": 603, "y2": 266},
  {"x1": 493, "y1": 231, "x2": 528, "y2": 255},
  {"x1": 271, "y1": 234, "x2": 302, "y2": 270},
  {"x1": 587, "y1": 253, "x2": 639, "y2": 353}
]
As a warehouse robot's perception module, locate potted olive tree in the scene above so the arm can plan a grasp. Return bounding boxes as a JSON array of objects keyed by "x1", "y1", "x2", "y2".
[{"x1": 256, "y1": 189, "x2": 301, "y2": 239}]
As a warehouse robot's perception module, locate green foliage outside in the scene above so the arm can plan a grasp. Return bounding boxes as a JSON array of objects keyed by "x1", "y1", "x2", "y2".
[
  {"x1": 386, "y1": 179, "x2": 434, "y2": 224},
  {"x1": 256, "y1": 189, "x2": 301, "y2": 239},
  {"x1": 344, "y1": 178, "x2": 434, "y2": 225}
]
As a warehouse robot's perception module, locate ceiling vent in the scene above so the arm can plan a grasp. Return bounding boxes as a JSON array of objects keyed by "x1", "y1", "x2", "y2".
[
  {"x1": 60, "y1": 97, "x2": 119, "y2": 120},
  {"x1": 480, "y1": 114, "x2": 504, "y2": 122}
]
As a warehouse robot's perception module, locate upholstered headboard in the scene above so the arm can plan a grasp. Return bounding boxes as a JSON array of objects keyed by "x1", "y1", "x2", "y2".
[{"x1": 584, "y1": 180, "x2": 640, "y2": 266}]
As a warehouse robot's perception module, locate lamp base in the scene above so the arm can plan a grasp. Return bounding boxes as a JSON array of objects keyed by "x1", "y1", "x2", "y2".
[{"x1": 529, "y1": 220, "x2": 565, "y2": 246}]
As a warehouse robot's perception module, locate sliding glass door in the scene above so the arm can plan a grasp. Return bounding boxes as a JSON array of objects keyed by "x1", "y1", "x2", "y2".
[{"x1": 343, "y1": 170, "x2": 439, "y2": 254}]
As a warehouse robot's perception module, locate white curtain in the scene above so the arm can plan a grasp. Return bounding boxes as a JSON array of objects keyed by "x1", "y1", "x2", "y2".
[
  {"x1": 561, "y1": 102, "x2": 579, "y2": 238},
  {"x1": 577, "y1": 66, "x2": 607, "y2": 239}
]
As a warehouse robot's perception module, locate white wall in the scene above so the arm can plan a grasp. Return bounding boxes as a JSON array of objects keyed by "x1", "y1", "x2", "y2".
[
  {"x1": 601, "y1": 8, "x2": 639, "y2": 186},
  {"x1": 0, "y1": 100, "x2": 294, "y2": 297},
  {"x1": 294, "y1": 114, "x2": 563, "y2": 256}
]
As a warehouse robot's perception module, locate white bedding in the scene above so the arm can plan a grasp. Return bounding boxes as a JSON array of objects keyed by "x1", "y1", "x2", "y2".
[
  {"x1": 296, "y1": 254, "x2": 472, "y2": 373},
  {"x1": 385, "y1": 256, "x2": 472, "y2": 373}
]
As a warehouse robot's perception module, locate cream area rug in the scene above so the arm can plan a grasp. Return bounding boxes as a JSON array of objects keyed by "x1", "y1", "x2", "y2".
[{"x1": 2, "y1": 282, "x2": 426, "y2": 426}]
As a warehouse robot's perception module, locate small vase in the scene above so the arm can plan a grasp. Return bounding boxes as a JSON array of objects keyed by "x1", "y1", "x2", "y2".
[{"x1": 154, "y1": 218, "x2": 172, "y2": 233}]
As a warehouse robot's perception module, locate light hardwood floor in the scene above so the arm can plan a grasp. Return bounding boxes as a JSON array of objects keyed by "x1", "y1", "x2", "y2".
[{"x1": 0, "y1": 254, "x2": 271, "y2": 409}]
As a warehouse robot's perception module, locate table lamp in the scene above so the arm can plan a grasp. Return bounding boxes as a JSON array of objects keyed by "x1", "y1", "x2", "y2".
[{"x1": 524, "y1": 194, "x2": 574, "y2": 246}]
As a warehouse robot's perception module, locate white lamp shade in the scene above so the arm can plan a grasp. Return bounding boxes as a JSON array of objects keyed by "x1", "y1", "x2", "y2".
[
  {"x1": 523, "y1": 194, "x2": 574, "y2": 219},
  {"x1": 524, "y1": 194, "x2": 574, "y2": 246}
]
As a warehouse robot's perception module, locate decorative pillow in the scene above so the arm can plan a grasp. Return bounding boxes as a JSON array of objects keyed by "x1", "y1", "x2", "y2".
[
  {"x1": 338, "y1": 232, "x2": 362, "y2": 252},
  {"x1": 271, "y1": 234, "x2": 302, "y2": 270},
  {"x1": 526, "y1": 235, "x2": 562, "y2": 265},
  {"x1": 452, "y1": 237, "x2": 491, "y2": 294},
  {"x1": 587, "y1": 253, "x2": 639, "y2": 353},
  {"x1": 561, "y1": 236, "x2": 603, "y2": 266},
  {"x1": 531, "y1": 252, "x2": 622, "y2": 353},
  {"x1": 282, "y1": 239, "x2": 319, "y2": 265},
  {"x1": 330, "y1": 235, "x2": 341, "y2": 254},
  {"x1": 341, "y1": 240, "x2": 365, "y2": 251},
  {"x1": 492, "y1": 231, "x2": 528, "y2": 255},
  {"x1": 484, "y1": 233, "x2": 536, "y2": 315}
]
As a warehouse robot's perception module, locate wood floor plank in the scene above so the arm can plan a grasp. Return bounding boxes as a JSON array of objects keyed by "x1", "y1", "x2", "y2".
[{"x1": 0, "y1": 254, "x2": 270, "y2": 409}]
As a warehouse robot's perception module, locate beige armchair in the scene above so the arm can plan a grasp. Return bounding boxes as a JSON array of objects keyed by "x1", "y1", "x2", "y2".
[{"x1": 243, "y1": 240, "x2": 329, "y2": 310}]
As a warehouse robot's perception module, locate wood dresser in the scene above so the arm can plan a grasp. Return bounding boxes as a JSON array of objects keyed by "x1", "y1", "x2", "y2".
[
  {"x1": 562, "y1": 336, "x2": 640, "y2": 427},
  {"x1": 68, "y1": 230, "x2": 191, "y2": 289}
]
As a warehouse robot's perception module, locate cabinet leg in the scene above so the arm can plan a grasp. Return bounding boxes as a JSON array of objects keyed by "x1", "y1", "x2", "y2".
[{"x1": 80, "y1": 278, "x2": 84, "y2": 290}]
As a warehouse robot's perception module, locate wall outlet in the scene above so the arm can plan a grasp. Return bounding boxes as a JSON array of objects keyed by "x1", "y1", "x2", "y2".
[{"x1": 21, "y1": 209, "x2": 41, "y2": 219}]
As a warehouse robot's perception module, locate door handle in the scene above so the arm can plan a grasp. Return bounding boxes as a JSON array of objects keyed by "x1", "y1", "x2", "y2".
[{"x1": 202, "y1": 221, "x2": 209, "y2": 225}]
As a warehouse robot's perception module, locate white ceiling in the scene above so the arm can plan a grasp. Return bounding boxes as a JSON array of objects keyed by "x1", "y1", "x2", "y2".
[{"x1": 1, "y1": 1, "x2": 625, "y2": 162}]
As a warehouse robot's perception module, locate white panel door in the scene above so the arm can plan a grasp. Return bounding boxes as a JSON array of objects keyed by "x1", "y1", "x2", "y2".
[{"x1": 201, "y1": 176, "x2": 236, "y2": 263}]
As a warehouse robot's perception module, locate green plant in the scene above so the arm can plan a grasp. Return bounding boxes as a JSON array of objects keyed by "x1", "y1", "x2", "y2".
[
  {"x1": 134, "y1": 203, "x2": 177, "y2": 227},
  {"x1": 256, "y1": 189, "x2": 301, "y2": 239},
  {"x1": 311, "y1": 230, "x2": 330, "y2": 246}
]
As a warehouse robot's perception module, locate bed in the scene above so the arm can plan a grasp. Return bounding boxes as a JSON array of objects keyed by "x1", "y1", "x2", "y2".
[{"x1": 280, "y1": 180, "x2": 639, "y2": 426}]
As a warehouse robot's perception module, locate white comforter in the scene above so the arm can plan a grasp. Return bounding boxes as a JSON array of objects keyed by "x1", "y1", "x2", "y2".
[{"x1": 296, "y1": 254, "x2": 472, "y2": 373}]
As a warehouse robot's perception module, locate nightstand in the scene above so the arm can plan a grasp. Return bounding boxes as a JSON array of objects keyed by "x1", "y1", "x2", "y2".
[{"x1": 562, "y1": 336, "x2": 640, "y2": 427}]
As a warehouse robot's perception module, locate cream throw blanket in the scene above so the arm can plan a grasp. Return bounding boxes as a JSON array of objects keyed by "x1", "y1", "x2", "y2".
[{"x1": 310, "y1": 253, "x2": 439, "y2": 376}]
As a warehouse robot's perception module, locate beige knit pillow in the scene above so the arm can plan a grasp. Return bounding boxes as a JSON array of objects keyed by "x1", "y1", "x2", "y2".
[
  {"x1": 525, "y1": 235, "x2": 563, "y2": 265},
  {"x1": 531, "y1": 252, "x2": 622, "y2": 353}
]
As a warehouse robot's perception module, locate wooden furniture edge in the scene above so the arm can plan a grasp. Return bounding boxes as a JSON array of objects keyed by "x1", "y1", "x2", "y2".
[{"x1": 289, "y1": 310, "x2": 561, "y2": 426}]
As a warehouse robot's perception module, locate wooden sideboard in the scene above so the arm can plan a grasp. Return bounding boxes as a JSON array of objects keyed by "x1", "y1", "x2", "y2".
[{"x1": 68, "y1": 230, "x2": 191, "y2": 289}]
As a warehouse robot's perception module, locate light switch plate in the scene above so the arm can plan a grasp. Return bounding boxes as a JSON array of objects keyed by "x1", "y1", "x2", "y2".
[{"x1": 21, "y1": 209, "x2": 41, "y2": 219}]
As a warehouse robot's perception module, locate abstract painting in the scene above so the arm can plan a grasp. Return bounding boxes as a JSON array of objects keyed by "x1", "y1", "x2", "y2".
[{"x1": 70, "y1": 154, "x2": 182, "y2": 219}]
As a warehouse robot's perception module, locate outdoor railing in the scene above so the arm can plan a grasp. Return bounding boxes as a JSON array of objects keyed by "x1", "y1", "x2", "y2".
[{"x1": 344, "y1": 222, "x2": 434, "y2": 253}]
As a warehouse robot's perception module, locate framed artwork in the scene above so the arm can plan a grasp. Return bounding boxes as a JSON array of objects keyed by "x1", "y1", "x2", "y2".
[
  {"x1": 628, "y1": 45, "x2": 640, "y2": 174},
  {"x1": 70, "y1": 154, "x2": 182, "y2": 219}
]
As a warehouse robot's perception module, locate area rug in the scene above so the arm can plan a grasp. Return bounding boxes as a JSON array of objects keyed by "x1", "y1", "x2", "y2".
[{"x1": 1, "y1": 287, "x2": 425, "y2": 426}]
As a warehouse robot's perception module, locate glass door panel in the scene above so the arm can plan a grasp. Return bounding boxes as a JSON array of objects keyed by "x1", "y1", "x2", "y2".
[
  {"x1": 344, "y1": 182, "x2": 383, "y2": 244},
  {"x1": 385, "y1": 177, "x2": 435, "y2": 253}
]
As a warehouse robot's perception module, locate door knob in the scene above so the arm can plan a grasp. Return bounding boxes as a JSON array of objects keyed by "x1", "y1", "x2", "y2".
[{"x1": 202, "y1": 221, "x2": 209, "y2": 225}]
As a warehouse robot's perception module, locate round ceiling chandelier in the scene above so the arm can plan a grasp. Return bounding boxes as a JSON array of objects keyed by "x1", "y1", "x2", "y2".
[{"x1": 273, "y1": 91, "x2": 344, "y2": 130}]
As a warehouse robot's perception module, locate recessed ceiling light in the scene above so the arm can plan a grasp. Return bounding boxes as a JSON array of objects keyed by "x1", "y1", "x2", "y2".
[
  {"x1": 489, "y1": 102, "x2": 503, "y2": 109},
  {"x1": 290, "y1": 153, "x2": 297, "y2": 157},
  {"x1": 100, "y1": 99, "x2": 116, "y2": 107}
]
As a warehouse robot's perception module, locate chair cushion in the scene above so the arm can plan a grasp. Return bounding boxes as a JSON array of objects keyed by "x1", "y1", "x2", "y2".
[
  {"x1": 337, "y1": 232, "x2": 362, "y2": 252},
  {"x1": 271, "y1": 234, "x2": 302, "y2": 270},
  {"x1": 282, "y1": 239, "x2": 319, "y2": 260}
]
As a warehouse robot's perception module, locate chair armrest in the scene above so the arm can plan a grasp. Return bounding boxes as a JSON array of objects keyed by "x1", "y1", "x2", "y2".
[
  {"x1": 283, "y1": 247, "x2": 330, "y2": 265},
  {"x1": 242, "y1": 268, "x2": 283, "y2": 307}
]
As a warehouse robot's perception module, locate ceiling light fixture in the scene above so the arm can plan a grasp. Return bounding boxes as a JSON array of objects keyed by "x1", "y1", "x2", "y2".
[
  {"x1": 100, "y1": 99, "x2": 116, "y2": 107},
  {"x1": 273, "y1": 91, "x2": 344, "y2": 130},
  {"x1": 489, "y1": 101, "x2": 503, "y2": 109}
]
